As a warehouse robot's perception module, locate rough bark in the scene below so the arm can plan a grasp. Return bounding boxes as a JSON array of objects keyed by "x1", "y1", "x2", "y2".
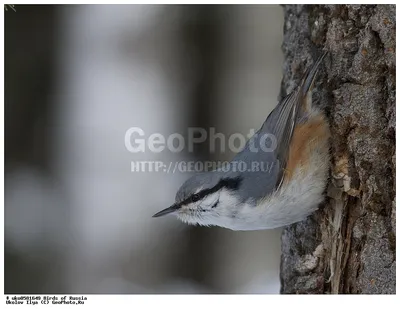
[{"x1": 279, "y1": 5, "x2": 395, "y2": 294}]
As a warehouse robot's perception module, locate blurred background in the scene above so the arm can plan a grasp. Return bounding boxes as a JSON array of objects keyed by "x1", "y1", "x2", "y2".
[{"x1": 4, "y1": 5, "x2": 284, "y2": 294}]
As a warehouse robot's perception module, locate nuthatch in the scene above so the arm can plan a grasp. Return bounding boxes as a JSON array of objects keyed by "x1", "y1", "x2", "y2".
[{"x1": 153, "y1": 52, "x2": 330, "y2": 230}]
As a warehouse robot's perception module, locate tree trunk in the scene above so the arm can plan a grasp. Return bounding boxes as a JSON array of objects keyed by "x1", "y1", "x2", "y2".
[{"x1": 279, "y1": 4, "x2": 395, "y2": 294}]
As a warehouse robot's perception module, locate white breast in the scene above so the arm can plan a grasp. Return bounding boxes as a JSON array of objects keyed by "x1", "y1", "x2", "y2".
[{"x1": 208, "y1": 135, "x2": 330, "y2": 231}]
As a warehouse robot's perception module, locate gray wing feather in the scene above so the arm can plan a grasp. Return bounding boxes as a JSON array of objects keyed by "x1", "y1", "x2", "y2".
[
  {"x1": 225, "y1": 52, "x2": 327, "y2": 202},
  {"x1": 271, "y1": 90, "x2": 302, "y2": 170},
  {"x1": 269, "y1": 51, "x2": 327, "y2": 187}
]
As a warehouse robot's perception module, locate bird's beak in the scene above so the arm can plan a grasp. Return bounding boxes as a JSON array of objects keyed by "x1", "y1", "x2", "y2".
[{"x1": 152, "y1": 204, "x2": 180, "y2": 218}]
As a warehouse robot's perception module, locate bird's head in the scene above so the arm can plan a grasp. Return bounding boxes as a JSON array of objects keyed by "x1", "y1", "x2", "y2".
[{"x1": 153, "y1": 172, "x2": 242, "y2": 228}]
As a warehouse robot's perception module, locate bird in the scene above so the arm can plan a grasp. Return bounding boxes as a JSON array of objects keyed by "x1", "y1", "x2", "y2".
[{"x1": 153, "y1": 51, "x2": 330, "y2": 231}]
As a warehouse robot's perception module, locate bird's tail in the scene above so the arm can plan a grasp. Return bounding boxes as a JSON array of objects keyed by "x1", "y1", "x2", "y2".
[{"x1": 301, "y1": 51, "x2": 328, "y2": 95}]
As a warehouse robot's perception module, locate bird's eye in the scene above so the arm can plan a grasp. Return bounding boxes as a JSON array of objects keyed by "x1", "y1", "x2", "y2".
[{"x1": 191, "y1": 194, "x2": 201, "y2": 202}]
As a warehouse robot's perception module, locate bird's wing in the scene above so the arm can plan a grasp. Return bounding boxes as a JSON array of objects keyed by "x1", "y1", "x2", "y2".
[
  {"x1": 270, "y1": 89, "x2": 302, "y2": 180},
  {"x1": 228, "y1": 52, "x2": 327, "y2": 201},
  {"x1": 267, "y1": 51, "x2": 327, "y2": 188}
]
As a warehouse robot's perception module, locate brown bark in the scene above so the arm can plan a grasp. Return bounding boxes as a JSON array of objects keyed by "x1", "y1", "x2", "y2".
[{"x1": 279, "y1": 4, "x2": 395, "y2": 294}]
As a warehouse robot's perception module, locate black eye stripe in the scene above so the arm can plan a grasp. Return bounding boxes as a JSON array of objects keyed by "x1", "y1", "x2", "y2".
[
  {"x1": 178, "y1": 177, "x2": 242, "y2": 207},
  {"x1": 191, "y1": 194, "x2": 201, "y2": 202}
]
